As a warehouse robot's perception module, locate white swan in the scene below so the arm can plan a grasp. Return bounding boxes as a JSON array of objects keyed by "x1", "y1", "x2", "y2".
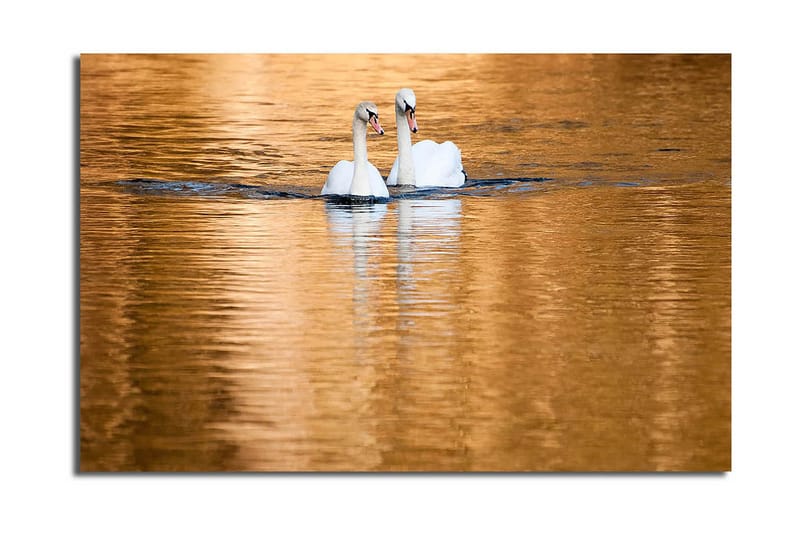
[
  {"x1": 321, "y1": 101, "x2": 390, "y2": 199},
  {"x1": 386, "y1": 88, "x2": 466, "y2": 188}
]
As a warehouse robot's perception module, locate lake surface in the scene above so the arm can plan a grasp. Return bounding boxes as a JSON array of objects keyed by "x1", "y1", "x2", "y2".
[{"x1": 80, "y1": 54, "x2": 730, "y2": 471}]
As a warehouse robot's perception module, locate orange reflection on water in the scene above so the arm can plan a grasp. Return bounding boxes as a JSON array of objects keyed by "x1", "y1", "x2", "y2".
[{"x1": 81, "y1": 54, "x2": 730, "y2": 471}]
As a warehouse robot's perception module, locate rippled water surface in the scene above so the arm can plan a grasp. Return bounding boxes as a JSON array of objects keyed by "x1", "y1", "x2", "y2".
[{"x1": 80, "y1": 54, "x2": 730, "y2": 471}]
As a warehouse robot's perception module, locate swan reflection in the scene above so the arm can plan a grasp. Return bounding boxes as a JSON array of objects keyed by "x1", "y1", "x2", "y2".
[
  {"x1": 396, "y1": 198, "x2": 462, "y2": 307},
  {"x1": 325, "y1": 202, "x2": 388, "y2": 279}
]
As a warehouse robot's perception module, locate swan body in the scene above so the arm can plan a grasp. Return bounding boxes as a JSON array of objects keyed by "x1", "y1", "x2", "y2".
[
  {"x1": 387, "y1": 139, "x2": 465, "y2": 188},
  {"x1": 386, "y1": 88, "x2": 466, "y2": 188},
  {"x1": 321, "y1": 160, "x2": 387, "y2": 196},
  {"x1": 321, "y1": 101, "x2": 389, "y2": 198}
]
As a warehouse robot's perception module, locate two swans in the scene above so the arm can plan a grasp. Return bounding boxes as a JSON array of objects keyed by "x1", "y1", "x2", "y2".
[
  {"x1": 321, "y1": 101, "x2": 390, "y2": 199},
  {"x1": 386, "y1": 88, "x2": 466, "y2": 188},
  {"x1": 322, "y1": 90, "x2": 466, "y2": 197}
]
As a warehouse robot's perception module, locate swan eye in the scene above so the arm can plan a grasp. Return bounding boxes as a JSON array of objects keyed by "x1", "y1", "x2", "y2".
[
  {"x1": 404, "y1": 100, "x2": 414, "y2": 113},
  {"x1": 366, "y1": 109, "x2": 378, "y2": 120}
]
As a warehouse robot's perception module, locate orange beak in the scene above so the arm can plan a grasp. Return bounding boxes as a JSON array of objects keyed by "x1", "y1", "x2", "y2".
[
  {"x1": 406, "y1": 110, "x2": 418, "y2": 133},
  {"x1": 369, "y1": 115, "x2": 384, "y2": 135}
]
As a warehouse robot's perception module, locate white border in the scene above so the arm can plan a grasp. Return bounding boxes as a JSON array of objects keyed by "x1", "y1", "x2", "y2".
[{"x1": 3, "y1": 1, "x2": 798, "y2": 531}]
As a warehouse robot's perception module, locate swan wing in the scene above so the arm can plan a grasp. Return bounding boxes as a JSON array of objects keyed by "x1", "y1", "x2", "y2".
[
  {"x1": 412, "y1": 140, "x2": 465, "y2": 188},
  {"x1": 321, "y1": 160, "x2": 353, "y2": 195},
  {"x1": 368, "y1": 163, "x2": 390, "y2": 198}
]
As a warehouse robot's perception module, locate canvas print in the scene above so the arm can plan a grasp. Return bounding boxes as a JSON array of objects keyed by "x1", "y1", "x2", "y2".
[{"x1": 79, "y1": 54, "x2": 730, "y2": 472}]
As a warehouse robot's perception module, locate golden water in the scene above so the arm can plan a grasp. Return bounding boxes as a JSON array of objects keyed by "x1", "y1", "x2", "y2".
[{"x1": 80, "y1": 54, "x2": 730, "y2": 471}]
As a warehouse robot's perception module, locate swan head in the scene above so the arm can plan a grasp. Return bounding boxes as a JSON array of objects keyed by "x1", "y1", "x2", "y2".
[
  {"x1": 355, "y1": 101, "x2": 384, "y2": 135},
  {"x1": 395, "y1": 88, "x2": 418, "y2": 133}
]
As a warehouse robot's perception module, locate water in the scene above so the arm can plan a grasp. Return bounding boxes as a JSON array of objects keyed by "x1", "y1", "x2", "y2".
[{"x1": 80, "y1": 54, "x2": 730, "y2": 471}]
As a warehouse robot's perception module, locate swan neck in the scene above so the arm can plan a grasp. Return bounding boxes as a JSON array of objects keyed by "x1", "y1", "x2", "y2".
[
  {"x1": 395, "y1": 106, "x2": 415, "y2": 186},
  {"x1": 351, "y1": 115, "x2": 371, "y2": 195}
]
